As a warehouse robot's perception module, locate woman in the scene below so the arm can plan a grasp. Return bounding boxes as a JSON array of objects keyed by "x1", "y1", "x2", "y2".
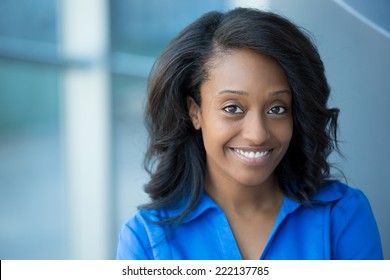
[{"x1": 116, "y1": 8, "x2": 383, "y2": 260}]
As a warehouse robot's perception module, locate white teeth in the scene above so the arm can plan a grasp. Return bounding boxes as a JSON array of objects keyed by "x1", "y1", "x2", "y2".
[{"x1": 235, "y1": 149, "x2": 269, "y2": 159}]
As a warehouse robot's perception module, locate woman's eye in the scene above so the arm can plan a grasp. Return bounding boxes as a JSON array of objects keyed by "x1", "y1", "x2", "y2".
[
  {"x1": 267, "y1": 106, "x2": 287, "y2": 114},
  {"x1": 223, "y1": 105, "x2": 244, "y2": 114}
]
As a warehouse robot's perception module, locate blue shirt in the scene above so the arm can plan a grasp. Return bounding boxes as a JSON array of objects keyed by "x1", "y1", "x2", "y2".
[{"x1": 116, "y1": 181, "x2": 383, "y2": 259}]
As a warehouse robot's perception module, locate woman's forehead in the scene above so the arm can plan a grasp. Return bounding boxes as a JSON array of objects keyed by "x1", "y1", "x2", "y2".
[{"x1": 201, "y1": 49, "x2": 290, "y2": 95}]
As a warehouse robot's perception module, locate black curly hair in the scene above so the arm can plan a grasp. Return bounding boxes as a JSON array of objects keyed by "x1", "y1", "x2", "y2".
[{"x1": 142, "y1": 7, "x2": 340, "y2": 224}]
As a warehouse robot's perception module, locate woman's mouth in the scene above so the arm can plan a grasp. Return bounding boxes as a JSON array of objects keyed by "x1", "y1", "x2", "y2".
[
  {"x1": 230, "y1": 147, "x2": 273, "y2": 165},
  {"x1": 233, "y1": 148, "x2": 270, "y2": 159}
]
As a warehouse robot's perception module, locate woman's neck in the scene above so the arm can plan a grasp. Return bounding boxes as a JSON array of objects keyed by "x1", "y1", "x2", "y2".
[{"x1": 204, "y1": 173, "x2": 284, "y2": 216}]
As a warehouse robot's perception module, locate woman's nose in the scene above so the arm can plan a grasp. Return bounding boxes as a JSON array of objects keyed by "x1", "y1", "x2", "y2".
[{"x1": 241, "y1": 111, "x2": 270, "y2": 145}]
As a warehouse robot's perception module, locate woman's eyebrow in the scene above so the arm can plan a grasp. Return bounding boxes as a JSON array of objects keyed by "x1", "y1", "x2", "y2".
[
  {"x1": 218, "y1": 89, "x2": 290, "y2": 96},
  {"x1": 271, "y1": 89, "x2": 291, "y2": 96},
  {"x1": 217, "y1": 89, "x2": 249, "y2": 96}
]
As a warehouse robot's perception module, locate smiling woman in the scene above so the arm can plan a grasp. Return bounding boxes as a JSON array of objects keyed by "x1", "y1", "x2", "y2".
[
  {"x1": 186, "y1": 50, "x2": 293, "y2": 258},
  {"x1": 116, "y1": 7, "x2": 383, "y2": 260}
]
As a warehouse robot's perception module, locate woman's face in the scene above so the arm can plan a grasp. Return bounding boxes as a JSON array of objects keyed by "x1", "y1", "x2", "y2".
[{"x1": 188, "y1": 49, "x2": 293, "y2": 188}]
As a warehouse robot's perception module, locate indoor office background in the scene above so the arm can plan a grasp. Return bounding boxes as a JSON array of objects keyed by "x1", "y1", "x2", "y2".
[{"x1": 0, "y1": 0, "x2": 389, "y2": 259}]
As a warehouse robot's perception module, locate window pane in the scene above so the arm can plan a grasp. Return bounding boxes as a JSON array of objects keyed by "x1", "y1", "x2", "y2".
[
  {"x1": 0, "y1": 0, "x2": 57, "y2": 43},
  {"x1": 111, "y1": 0, "x2": 228, "y2": 55},
  {"x1": 0, "y1": 0, "x2": 64, "y2": 259},
  {"x1": 0, "y1": 59, "x2": 65, "y2": 259}
]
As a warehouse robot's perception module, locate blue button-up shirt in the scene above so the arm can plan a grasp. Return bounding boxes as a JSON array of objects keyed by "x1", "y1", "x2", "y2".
[{"x1": 116, "y1": 181, "x2": 383, "y2": 259}]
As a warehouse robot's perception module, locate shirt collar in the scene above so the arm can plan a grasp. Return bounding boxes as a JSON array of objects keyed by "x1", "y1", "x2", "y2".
[
  {"x1": 165, "y1": 181, "x2": 346, "y2": 223},
  {"x1": 282, "y1": 181, "x2": 346, "y2": 215},
  {"x1": 165, "y1": 192, "x2": 220, "y2": 224}
]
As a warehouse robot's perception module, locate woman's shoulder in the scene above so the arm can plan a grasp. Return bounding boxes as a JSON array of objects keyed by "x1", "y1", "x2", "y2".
[
  {"x1": 315, "y1": 180, "x2": 378, "y2": 235},
  {"x1": 119, "y1": 209, "x2": 154, "y2": 243},
  {"x1": 318, "y1": 182, "x2": 383, "y2": 259},
  {"x1": 117, "y1": 208, "x2": 169, "y2": 259},
  {"x1": 312, "y1": 180, "x2": 368, "y2": 205}
]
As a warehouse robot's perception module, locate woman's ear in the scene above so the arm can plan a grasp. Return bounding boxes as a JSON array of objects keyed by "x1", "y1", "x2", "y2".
[{"x1": 187, "y1": 96, "x2": 201, "y2": 130}]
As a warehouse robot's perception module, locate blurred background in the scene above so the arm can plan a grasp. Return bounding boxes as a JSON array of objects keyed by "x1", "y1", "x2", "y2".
[{"x1": 0, "y1": 0, "x2": 389, "y2": 259}]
